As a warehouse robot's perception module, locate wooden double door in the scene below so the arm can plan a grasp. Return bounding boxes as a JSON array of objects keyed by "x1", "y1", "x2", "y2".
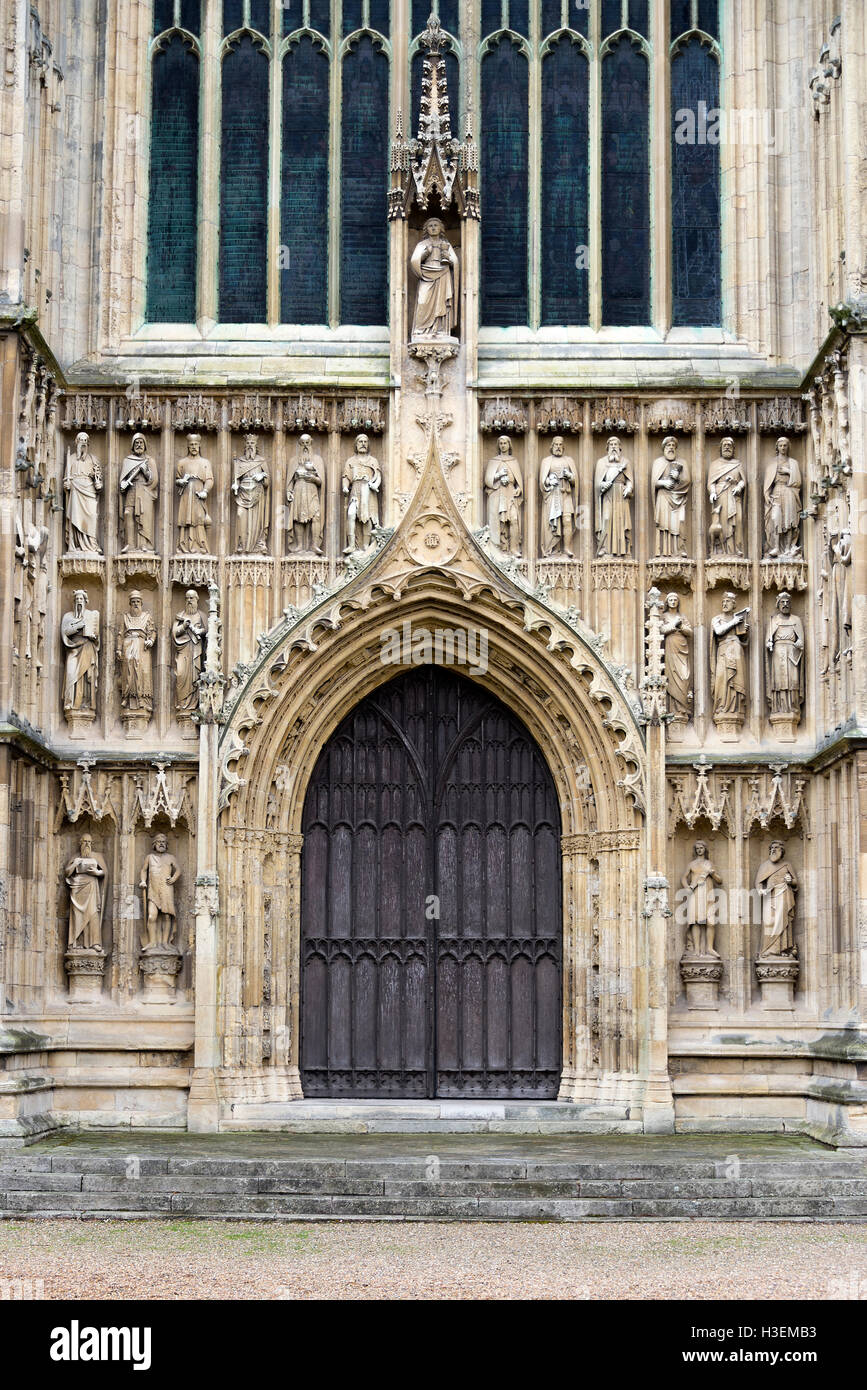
[{"x1": 300, "y1": 666, "x2": 562, "y2": 1098}]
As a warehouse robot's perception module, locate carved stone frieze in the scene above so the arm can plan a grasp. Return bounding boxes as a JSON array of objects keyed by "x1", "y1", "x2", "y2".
[
  {"x1": 667, "y1": 761, "x2": 734, "y2": 837},
  {"x1": 537, "y1": 397, "x2": 583, "y2": 434},
  {"x1": 284, "y1": 395, "x2": 330, "y2": 433},
  {"x1": 61, "y1": 394, "x2": 108, "y2": 431},
  {"x1": 645, "y1": 399, "x2": 696, "y2": 434},
  {"x1": 228, "y1": 394, "x2": 275, "y2": 431},
  {"x1": 702, "y1": 398, "x2": 750, "y2": 433},
  {"x1": 590, "y1": 397, "x2": 639, "y2": 434},
  {"x1": 171, "y1": 394, "x2": 220, "y2": 431},
  {"x1": 130, "y1": 759, "x2": 196, "y2": 834},
  {"x1": 335, "y1": 396, "x2": 386, "y2": 434},
  {"x1": 119, "y1": 392, "x2": 164, "y2": 431},
  {"x1": 757, "y1": 397, "x2": 807, "y2": 433},
  {"x1": 55, "y1": 758, "x2": 120, "y2": 829},
  {"x1": 743, "y1": 766, "x2": 810, "y2": 836},
  {"x1": 479, "y1": 397, "x2": 529, "y2": 434}
]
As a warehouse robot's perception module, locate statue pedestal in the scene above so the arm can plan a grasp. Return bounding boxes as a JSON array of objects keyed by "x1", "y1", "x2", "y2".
[
  {"x1": 769, "y1": 712, "x2": 799, "y2": 742},
  {"x1": 64, "y1": 711, "x2": 96, "y2": 740},
  {"x1": 680, "y1": 954, "x2": 723, "y2": 1009},
  {"x1": 713, "y1": 714, "x2": 744, "y2": 743},
  {"x1": 64, "y1": 948, "x2": 106, "y2": 1002},
  {"x1": 178, "y1": 715, "x2": 198, "y2": 741},
  {"x1": 121, "y1": 712, "x2": 151, "y2": 740},
  {"x1": 140, "y1": 947, "x2": 182, "y2": 1003},
  {"x1": 667, "y1": 714, "x2": 688, "y2": 744},
  {"x1": 755, "y1": 955, "x2": 799, "y2": 1009}
]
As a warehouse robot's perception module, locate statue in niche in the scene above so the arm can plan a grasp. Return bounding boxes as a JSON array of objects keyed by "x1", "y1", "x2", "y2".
[
  {"x1": 756, "y1": 841, "x2": 798, "y2": 958},
  {"x1": 175, "y1": 433, "x2": 213, "y2": 554},
  {"x1": 765, "y1": 591, "x2": 805, "y2": 724},
  {"x1": 119, "y1": 432, "x2": 159, "y2": 552},
  {"x1": 829, "y1": 527, "x2": 852, "y2": 665},
  {"x1": 139, "y1": 833, "x2": 181, "y2": 951},
  {"x1": 539, "y1": 436, "x2": 578, "y2": 557},
  {"x1": 708, "y1": 437, "x2": 746, "y2": 557},
  {"x1": 61, "y1": 589, "x2": 100, "y2": 717},
  {"x1": 342, "y1": 433, "x2": 381, "y2": 553},
  {"x1": 172, "y1": 589, "x2": 207, "y2": 715},
  {"x1": 594, "y1": 436, "x2": 633, "y2": 558},
  {"x1": 681, "y1": 841, "x2": 722, "y2": 958},
  {"x1": 287, "y1": 433, "x2": 325, "y2": 555},
  {"x1": 661, "y1": 592, "x2": 693, "y2": 720},
  {"x1": 410, "y1": 217, "x2": 459, "y2": 339},
  {"x1": 484, "y1": 436, "x2": 523, "y2": 555},
  {"x1": 63, "y1": 431, "x2": 102, "y2": 553},
  {"x1": 652, "y1": 436, "x2": 690, "y2": 557},
  {"x1": 710, "y1": 591, "x2": 750, "y2": 726},
  {"x1": 65, "y1": 833, "x2": 107, "y2": 951},
  {"x1": 116, "y1": 590, "x2": 156, "y2": 720},
  {"x1": 763, "y1": 437, "x2": 802, "y2": 557},
  {"x1": 232, "y1": 434, "x2": 270, "y2": 554}
]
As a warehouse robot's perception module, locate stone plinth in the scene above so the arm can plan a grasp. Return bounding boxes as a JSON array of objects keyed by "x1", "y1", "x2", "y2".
[
  {"x1": 64, "y1": 948, "x2": 106, "y2": 1002},
  {"x1": 680, "y1": 955, "x2": 724, "y2": 1009},
  {"x1": 140, "y1": 947, "x2": 183, "y2": 1003},
  {"x1": 756, "y1": 955, "x2": 799, "y2": 1009},
  {"x1": 121, "y1": 711, "x2": 151, "y2": 739},
  {"x1": 713, "y1": 714, "x2": 744, "y2": 743},
  {"x1": 769, "y1": 712, "x2": 799, "y2": 742}
]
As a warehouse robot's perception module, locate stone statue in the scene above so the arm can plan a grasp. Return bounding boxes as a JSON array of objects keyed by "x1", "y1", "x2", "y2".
[
  {"x1": 119, "y1": 432, "x2": 159, "y2": 552},
  {"x1": 756, "y1": 841, "x2": 798, "y2": 958},
  {"x1": 61, "y1": 589, "x2": 100, "y2": 718},
  {"x1": 175, "y1": 433, "x2": 213, "y2": 554},
  {"x1": 484, "y1": 436, "x2": 523, "y2": 556},
  {"x1": 342, "y1": 433, "x2": 381, "y2": 552},
  {"x1": 539, "y1": 436, "x2": 577, "y2": 557},
  {"x1": 232, "y1": 434, "x2": 269, "y2": 553},
  {"x1": 765, "y1": 591, "x2": 805, "y2": 727},
  {"x1": 829, "y1": 528, "x2": 852, "y2": 665},
  {"x1": 410, "y1": 216, "x2": 459, "y2": 339},
  {"x1": 287, "y1": 433, "x2": 325, "y2": 554},
  {"x1": 710, "y1": 591, "x2": 750, "y2": 729},
  {"x1": 681, "y1": 841, "x2": 722, "y2": 957},
  {"x1": 661, "y1": 592, "x2": 692, "y2": 720},
  {"x1": 763, "y1": 437, "x2": 802, "y2": 557},
  {"x1": 65, "y1": 834, "x2": 107, "y2": 951},
  {"x1": 652, "y1": 436, "x2": 690, "y2": 557},
  {"x1": 116, "y1": 590, "x2": 156, "y2": 723},
  {"x1": 707, "y1": 437, "x2": 746, "y2": 556},
  {"x1": 172, "y1": 589, "x2": 207, "y2": 715},
  {"x1": 139, "y1": 833, "x2": 181, "y2": 950},
  {"x1": 594, "y1": 436, "x2": 633, "y2": 557},
  {"x1": 63, "y1": 431, "x2": 102, "y2": 553}
]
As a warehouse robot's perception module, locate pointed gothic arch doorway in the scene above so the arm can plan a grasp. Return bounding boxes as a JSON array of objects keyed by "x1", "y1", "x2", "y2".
[{"x1": 299, "y1": 665, "x2": 563, "y2": 1099}]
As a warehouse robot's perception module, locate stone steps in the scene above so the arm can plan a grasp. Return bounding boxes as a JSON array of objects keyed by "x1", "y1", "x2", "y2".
[{"x1": 2, "y1": 1142, "x2": 866, "y2": 1220}]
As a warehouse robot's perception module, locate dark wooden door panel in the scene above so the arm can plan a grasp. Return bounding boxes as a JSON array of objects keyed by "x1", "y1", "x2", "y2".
[{"x1": 300, "y1": 666, "x2": 562, "y2": 1099}]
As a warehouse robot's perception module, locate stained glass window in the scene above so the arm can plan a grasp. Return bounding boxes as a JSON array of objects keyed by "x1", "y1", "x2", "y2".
[
  {"x1": 481, "y1": 37, "x2": 529, "y2": 327},
  {"x1": 249, "y1": 0, "x2": 270, "y2": 35},
  {"x1": 601, "y1": 36, "x2": 650, "y2": 326},
  {"x1": 629, "y1": 0, "x2": 648, "y2": 36},
  {"x1": 343, "y1": 0, "x2": 364, "y2": 36},
  {"x1": 481, "y1": 0, "x2": 501, "y2": 36},
  {"x1": 222, "y1": 0, "x2": 243, "y2": 33},
  {"x1": 219, "y1": 35, "x2": 268, "y2": 322},
  {"x1": 180, "y1": 0, "x2": 200, "y2": 32},
  {"x1": 146, "y1": 35, "x2": 199, "y2": 322},
  {"x1": 542, "y1": 1, "x2": 562, "y2": 36},
  {"x1": 309, "y1": 0, "x2": 331, "y2": 36},
  {"x1": 541, "y1": 36, "x2": 589, "y2": 326},
  {"x1": 670, "y1": 0, "x2": 691, "y2": 38},
  {"x1": 154, "y1": 0, "x2": 173, "y2": 33},
  {"x1": 602, "y1": 0, "x2": 622, "y2": 35},
  {"x1": 698, "y1": 0, "x2": 719, "y2": 38},
  {"x1": 281, "y1": 37, "x2": 330, "y2": 324},
  {"x1": 340, "y1": 36, "x2": 389, "y2": 325},
  {"x1": 672, "y1": 37, "x2": 721, "y2": 325}
]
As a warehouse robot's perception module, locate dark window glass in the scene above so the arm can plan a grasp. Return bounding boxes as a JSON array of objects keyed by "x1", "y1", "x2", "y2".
[
  {"x1": 602, "y1": 0, "x2": 622, "y2": 35},
  {"x1": 250, "y1": 0, "x2": 270, "y2": 36},
  {"x1": 439, "y1": 0, "x2": 460, "y2": 36},
  {"x1": 629, "y1": 0, "x2": 648, "y2": 35},
  {"x1": 542, "y1": 0, "x2": 561, "y2": 36},
  {"x1": 369, "y1": 0, "x2": 389, "y2": 36},
  {"x1": 219, "y1": 35, "x2": 268, "y2": 322},
  {"x1": 147, "y1": 35, "x2": 199, "y2": 321},
  {"x1": 481, "y1": 0, "x2": 501, "y2": 36},
  {"x1": 309, "y1": 0, "x2": 331, "y2": 37},
  {"x1": 541, "y1": 37, "x2": 589, "y2": 326},
  {"x1": 154, "y1": 0, "x2": 173, "y2": 34},
  {"x1": 281, "y1": 37, "x2": 329, "y2": 323},
  {"x1": 411, "y1": 44, "x2": 459, "y2": 141},
  {"x1": 223, "y1": 0, "x2": 243, "y2": 34},
  {"x1": 412, "y1": 0, "x2": 429, "y2": 33},
  {"x1": 698, "y1": 0, "x2": 718, "y2": 37},
  {"x1": 340, "y1": 36, "x2": 389, "y2": 324},
  {"x1": 343, "y1": 0, "x2": 363, "y2": 35},
  {"x1": 480, "y1": 38, "x2": 529, "y2": 327},
  {"x1": 670, "y1": 0, "x2": 691, "y2": 38},
  {"x1": 572, "y1": 2, "x2": 590, "y2": 36},
  {"x1": 510, "y1": 0, "x2": 529, "y2": 36},
  {"x1": 672, "y1": 40, "x2": 721, "y2": 325},
  {"x1": 180, "y1": 0, "x2": 200, "y2": 33},
  {"x1": 601, "y1": 37, "x2": 650, "y2": 325}
]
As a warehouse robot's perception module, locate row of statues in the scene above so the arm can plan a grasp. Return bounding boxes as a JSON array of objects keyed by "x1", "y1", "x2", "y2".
[
  {"x1": 65, "y1": 833, "x2": 180, "y2": 954},
  {"x1": 661, "y1": 590, "x2": 805, "y2": 730},
  {"x1": 66, "y1": 432, "x2": 381, "y2": 558},
  {"x1": 64, "y1": 430, "x2": 804, "y2": 563},
  {"x1": 681, "y1": 839, "x2": 798, "y2": 961},
  {"x1": 62, "y1": 588, "x2": 207, "y2": 726}
]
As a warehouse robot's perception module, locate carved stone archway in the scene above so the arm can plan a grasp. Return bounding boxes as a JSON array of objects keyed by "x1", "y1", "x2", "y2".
[{"x1": 188, "y1": 444, "x2": 673, "y2": 1132}]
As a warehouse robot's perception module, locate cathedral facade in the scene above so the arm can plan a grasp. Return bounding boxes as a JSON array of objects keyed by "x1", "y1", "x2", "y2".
[{"x1": 2, "y1": 0, "x2": 866, "y2": 1143}]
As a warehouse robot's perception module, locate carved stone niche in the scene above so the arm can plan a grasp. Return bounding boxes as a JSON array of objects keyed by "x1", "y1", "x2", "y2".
[
  {"x1": 479, "y1": 397, "x2": 529, "y2": 434},
  {"x1": 61, "y1": 823, "x2": 110, "y2": 1003},
  {"x1": 537, "y1": 397, "x2": 583, "y2": 434},
  {"x1": 336, "y1": 397, "x2": 385, "y2": 434},
  {"x1": 137, "y1": 825, "x2": 185, "y2": 1004},
  {"x1": 675, "y1": 834, "x2": 727, "y2": 1010},
  {"x1": 645, "y1": 399, "x2": 696, "y2": 434},
  {"x1": 750, "y1": 836, "x2": 801, "y2": 1010},
  {"x1": 284, "y1": 395, "x2": 329, "y2": 433}
]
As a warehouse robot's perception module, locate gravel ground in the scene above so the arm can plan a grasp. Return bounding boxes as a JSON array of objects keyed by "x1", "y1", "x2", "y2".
[{"x1": 0, "y1": 1220, "x2": 865, "y2": 1300}]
